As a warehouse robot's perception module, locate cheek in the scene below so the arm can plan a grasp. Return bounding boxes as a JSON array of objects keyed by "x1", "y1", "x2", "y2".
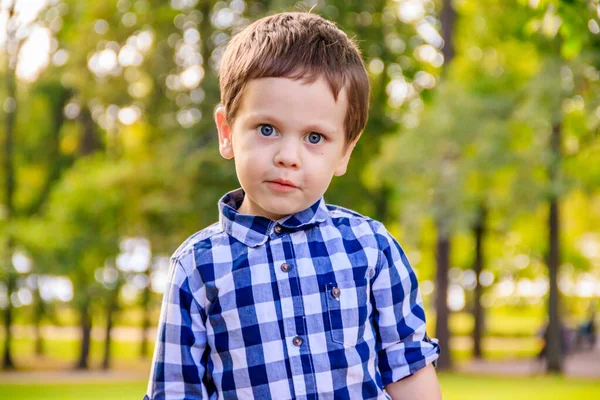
[
  {"x1": 238, "y1": 134, "x2": 270, "y2": 156},
  {"x1": 303, "y1": 164, "x2": 334, "y2": 186},
  {"x1": 310, "y1": 149, "x2": 342, "y2": 170},
  {"x1": 235, "y1": 145, "x2": 269, "y2": 177},
  {"x1": 234, "y1": 135, "x2": 258, "y2": 160}
]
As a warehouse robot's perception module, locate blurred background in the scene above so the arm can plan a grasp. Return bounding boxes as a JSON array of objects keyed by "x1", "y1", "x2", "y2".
[{"x1": 0, "y1": 0, "x2": 599, "y2": 399}]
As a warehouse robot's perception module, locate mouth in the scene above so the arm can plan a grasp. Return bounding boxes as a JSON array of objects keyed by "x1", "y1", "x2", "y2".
[
  {"x1": 266, "y1": 179, "x2": 298, "y2": 191},
  {"x1": 270, "y1": 179, "x2": 296, "y2": 187}
]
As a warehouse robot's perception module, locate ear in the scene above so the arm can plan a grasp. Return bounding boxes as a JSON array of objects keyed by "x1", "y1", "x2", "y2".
[
  {"x1": 215, "y1": 105, "x2": 234, "y2": 159},
  {"x1": 334, "y1": 134, "x2": 361, "y2": 177}
]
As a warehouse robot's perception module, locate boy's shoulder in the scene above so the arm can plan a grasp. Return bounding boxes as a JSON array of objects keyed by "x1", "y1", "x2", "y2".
[
  {"x1": 325, "y1": 203, "x2": 368, "y2": 220},
  {"x1": 324, "y1": 203, "x2": 386, "y2": 232},
  {"x1": 170, "y1": 221, "x2": 223, "y2": 261},
  {"x1": 170, "y1": 204, "x2": 393, "y2": 262},
  {"x1": 325, "y1": 203, "x2": 398, "y2": 248}
]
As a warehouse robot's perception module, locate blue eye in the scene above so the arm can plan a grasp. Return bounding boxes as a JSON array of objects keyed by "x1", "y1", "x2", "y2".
[
  {"x1": 307, "y1": 132, "x2": 323, "y2": 144},
  {"x1": 259, "y1": 124, "x2": 275, "y2": 136}
]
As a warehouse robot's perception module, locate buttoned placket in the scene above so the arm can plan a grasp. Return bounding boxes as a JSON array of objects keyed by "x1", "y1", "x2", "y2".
[{"x1": 268, "y1": 227, "x2": 317, "y2": 399}]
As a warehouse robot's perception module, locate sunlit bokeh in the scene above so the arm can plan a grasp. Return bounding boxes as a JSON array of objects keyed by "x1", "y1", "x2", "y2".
[{"x1": 0, "y1": 0, "x2": 599, "y2": 398}]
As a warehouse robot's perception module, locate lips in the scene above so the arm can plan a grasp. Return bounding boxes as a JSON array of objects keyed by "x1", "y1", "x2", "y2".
[{"x1": 269, "y1": 179, "x2": 297, "y2": 188}]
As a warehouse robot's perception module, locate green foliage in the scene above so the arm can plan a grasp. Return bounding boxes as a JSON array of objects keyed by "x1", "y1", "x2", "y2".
[
  {"x1": 13, "y1": 155, "x2": 125, "y2": 306},
  {"x1": 1, "y1": 374, "x2": 600, "y2": 400},
  {"x1": 1, "y1": 0, "x2": 599, "y2": 374}
]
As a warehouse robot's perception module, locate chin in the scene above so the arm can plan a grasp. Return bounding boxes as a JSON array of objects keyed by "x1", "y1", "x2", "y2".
[
  {"x1": 263, "y1": 201, "x2": 305, "y2": 219},
  {"x1": 266, "y1": 206, "x2": 302, "y2": 219}
]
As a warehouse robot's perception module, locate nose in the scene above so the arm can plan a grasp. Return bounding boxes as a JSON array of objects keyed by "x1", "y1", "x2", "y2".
[{"x1": 273, "y1": 136, "x2": 301, "y2": 169}]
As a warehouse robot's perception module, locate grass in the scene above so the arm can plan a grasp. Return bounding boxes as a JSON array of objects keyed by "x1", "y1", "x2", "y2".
[
  {"x1": 0, "y1": 374, "x2": 599, "y2": 399},
  {"x1": 425, "y1": 309, "x2": 545, "y2": 338},
  {"x1": 0, "y1": 336, "x2": 542, "y2": 371},
  {"x1": 16, "y1": 306, "x2": 545, "y2": 336},
  {"x1": 0, "y1": 338, "x2": 150, "y2": 371},
  {"x1": 0, "y1": 305, "x2": 546, "y2": 374},
  {"x1": 438, "y1": 373, "x2": 600, "y2": 400},
  {"x1": 0, "y1": 382, "x2": 145, "y2": 400}
]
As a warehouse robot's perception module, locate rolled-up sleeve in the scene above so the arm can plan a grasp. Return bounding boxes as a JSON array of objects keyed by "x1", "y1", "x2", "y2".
[
  {"x1": 144, "y1": 252, "x2": 212, "y2": 400},
  {"x1": 370, "y1": 222, "x2": 440, "y2": 386}
]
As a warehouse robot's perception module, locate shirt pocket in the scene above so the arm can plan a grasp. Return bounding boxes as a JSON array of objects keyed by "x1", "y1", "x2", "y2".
[{"x1": 325, "y1": 278, "x2": 369, "y2": 347}]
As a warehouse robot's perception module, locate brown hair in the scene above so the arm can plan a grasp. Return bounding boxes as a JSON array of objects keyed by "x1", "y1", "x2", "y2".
[{"x1": 218, "y1": 11, "x2": 370, "y2": 144}]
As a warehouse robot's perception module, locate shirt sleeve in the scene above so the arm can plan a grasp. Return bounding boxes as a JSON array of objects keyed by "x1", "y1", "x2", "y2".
[
  {"x1": 370, "y1": 221, "x2": 440, "y2": 386},
  {"x1": 144, "y1": 252, "x2": 212, "y2": 400}
]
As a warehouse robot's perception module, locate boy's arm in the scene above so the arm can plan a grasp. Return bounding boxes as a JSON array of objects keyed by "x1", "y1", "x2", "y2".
[
  {"x1": 370, "y1": 222, "x2": 440, "y2": 394},
  {"x1": 385, "y1": 364, "x2": 442, "y2": 400},
  {"x1": 144, "y1": 255, "x2": 211, "y2": 400}
]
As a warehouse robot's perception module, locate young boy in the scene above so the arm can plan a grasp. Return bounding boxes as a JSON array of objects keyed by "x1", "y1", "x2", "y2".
[{"x1": 145, "y1": 11, "x2": 441, "y2": 400}]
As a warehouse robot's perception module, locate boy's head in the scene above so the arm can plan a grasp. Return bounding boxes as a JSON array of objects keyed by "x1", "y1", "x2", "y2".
[{"x1": 214, "y1": 12, "x2": 370, "y2": 220}]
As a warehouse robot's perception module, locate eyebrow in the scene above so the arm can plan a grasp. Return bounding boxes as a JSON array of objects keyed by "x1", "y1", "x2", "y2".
[{"x1": 245, "y1": 113, "x2": 338, "y2": 136}]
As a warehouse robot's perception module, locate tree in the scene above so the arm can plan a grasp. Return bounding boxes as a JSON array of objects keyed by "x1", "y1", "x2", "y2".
[
  {"x1": 1, "y1": 1, "x2": 18, "y2": 370},
  {"x1": 19, "y1": 155, "x2": 125, "y2": 369},
  {"x1": 1, "y1": 0, "x2": 54, "y2": 370},
  {"x1": 513, "y1": 0, "x2": 599, "y2": 373}
]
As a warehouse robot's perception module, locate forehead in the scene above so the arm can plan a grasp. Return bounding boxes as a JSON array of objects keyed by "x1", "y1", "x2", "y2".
[{"x1": 235, "y1": 76, "x2": 348, "y2": 134}]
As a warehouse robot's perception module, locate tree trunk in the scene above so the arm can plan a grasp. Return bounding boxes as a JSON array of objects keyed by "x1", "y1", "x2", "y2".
[
  {"x1": 102, "y1": 287, "x2": 121, "y2": 370},
  {"x1": 140, "y1": 280, "x2": 152, "y2": 359},
  {"x1": 440, "y1": 0, "x2": 457, "y2": 65},
  {"x1": 33, "y1": 287, "x2": 45, "y2": 357},
  {"x1": 75, "y1": 300, "x2": 92, "y2": 370},
  {"x1": 434, "y1": 221, "x2": 452, "y2": 370},
  {"x1": 78, "y1": 106, "x2": 101, "y2": 156},
  {"x1": 2, "y1": 3, "x2": 17, "y2": 371},
  {"x1": 432, "y1": 0, "x2": 457, "y2": 372},
  {"x1": 546, "y1": 121, "x2": 562, "y2": 373},
  {"x1": 2, "y1": 272, "x2": 16, "y2": 369},
  {"x1": 472, "y1": 204, "x2": 487, "y2": 359}
]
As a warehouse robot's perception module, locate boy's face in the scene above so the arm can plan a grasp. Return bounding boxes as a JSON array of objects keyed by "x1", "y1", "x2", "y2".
[{"x1": 215, "y1": 75, "x2": 359, "y2": 220}]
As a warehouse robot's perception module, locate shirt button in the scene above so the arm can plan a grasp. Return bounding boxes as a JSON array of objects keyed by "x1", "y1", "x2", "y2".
[
  {"x1": 281, "y1": 263, "x2": 291, "y2": 272},
  {"x1": 274, "y1": 224, "x2": 283, "y2": 234},
  {"x1": 331, "y1": 287, "x2": 341, "y2": 299},
  {"x1": 292, "y1": 336, "x2": 303, "y2": 347}
]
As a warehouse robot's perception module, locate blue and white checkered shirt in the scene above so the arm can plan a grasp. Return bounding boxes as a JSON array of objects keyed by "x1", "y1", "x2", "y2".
[{"x1": 145, "y1": 188, "x2": 439, "y2": 400}]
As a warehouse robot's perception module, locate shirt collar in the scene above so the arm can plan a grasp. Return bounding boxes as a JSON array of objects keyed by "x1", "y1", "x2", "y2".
[{"x1": 218, "y1": 188, "x2": 329, "y2": 247}]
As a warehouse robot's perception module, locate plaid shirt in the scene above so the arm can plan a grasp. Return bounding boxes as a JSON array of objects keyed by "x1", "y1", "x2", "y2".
[{"x1": 145, "y1": 188, "x2": 439, "y2": 400}]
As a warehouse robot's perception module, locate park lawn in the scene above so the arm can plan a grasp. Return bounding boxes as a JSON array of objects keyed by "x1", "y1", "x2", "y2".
[
  {"x1": 0, "y1": 374, "x2": 599, "y2": 399},
  {"x1": 438, "y1": 373, "x2": 600, "y2": 400},
  {"x1": 0, "y1": 338, "x2": 149, "y2": 371},
  {"x1": 425, "y1": 309, "x2": 545, "y2": 338},
  {"x1": 0, "y1": 336, "x2": 541, "y2": 371},
  {"x1": 16, "y1": 305, "x2": 545, "y2": 337},
  {"x1": 0, "y1": 381, "x2": 145, "y2": 400},
  {"x1": 3, "y1": 338, "x2": 141, "y2": 362}
]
